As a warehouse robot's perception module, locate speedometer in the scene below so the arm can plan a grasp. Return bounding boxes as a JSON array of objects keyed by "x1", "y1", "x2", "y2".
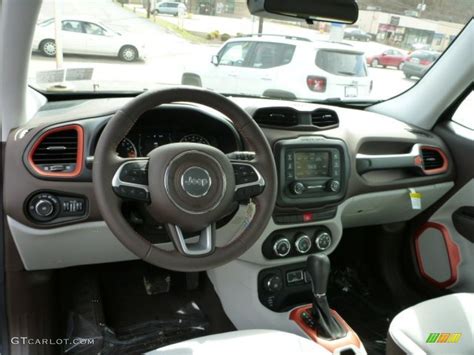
[
  {"x1": 117, "y1": 138, "x2": 138, "y2": 158},
  {"x1": 180, "y1": 134, "x2": 210, "y2": 145}
]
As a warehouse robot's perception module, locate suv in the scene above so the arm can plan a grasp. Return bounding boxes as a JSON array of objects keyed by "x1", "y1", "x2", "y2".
[
  {"x1": 182, "y1": 35, "x2": 372, "y2": 100},
  {"x1": 402, "y1": 50, "x2": 440, "y2": 79},
  {"x1": 153, "y1": 1, "x2": 187, "y2": 16}
]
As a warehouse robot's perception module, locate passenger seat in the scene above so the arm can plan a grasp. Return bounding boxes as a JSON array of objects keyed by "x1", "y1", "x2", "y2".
[{"x1": 387, "y1": 293, "x2": 474, "y2": 354}]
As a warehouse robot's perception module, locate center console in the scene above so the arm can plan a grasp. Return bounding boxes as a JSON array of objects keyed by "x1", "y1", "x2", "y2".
[{"x1": 275, "y1": 136, "x2": 350, "y2": 207}]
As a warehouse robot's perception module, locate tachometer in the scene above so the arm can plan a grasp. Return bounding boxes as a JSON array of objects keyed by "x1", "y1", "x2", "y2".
[
  {"x1": 180, "y1": 134, "x2": 210, "y2": 145},
  {"x1": 117, "y1": 138, "x2": 138, "y2": 158}
]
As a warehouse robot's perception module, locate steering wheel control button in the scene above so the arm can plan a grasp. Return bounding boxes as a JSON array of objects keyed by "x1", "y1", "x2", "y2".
[
  {"x1": 233, "y1": 163, "x2": 259, "y2": 185},
  {"x1": 114, "y1": 185, "x2": 149, "y2": 201},
  {"x1": 119, "y1": 161, "x2": 149, "y2": 185},
  {"x1": 180, "y1": 166, "x2": 212, "y2": 198},
  {"x1": 113, "y1": 160, "x2": 150, "y2": 202},
  {"x1": 295, "y1": 234, "x2": 312, "y2": 254},
  {"x1": 273, "y1": 238, "x2": 291, "y2": 257},
  {"x1": 263, "y1": 274, "x2": 283, "y2": 293},
  {"x1": 315, "y1": 231, "x2": 332, "y2": 251},
  {"x1": 232, "y1": 163, "x2": 265, "y2": 202}
]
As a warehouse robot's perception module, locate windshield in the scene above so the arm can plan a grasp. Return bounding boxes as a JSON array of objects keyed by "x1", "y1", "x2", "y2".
[{"x1": 28, "y1": 0, "x2": 469, "y2": 103}]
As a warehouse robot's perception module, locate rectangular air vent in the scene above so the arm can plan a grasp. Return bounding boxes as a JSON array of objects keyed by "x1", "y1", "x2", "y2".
[
  {"x1": 421, "y1": 146, "x2": 448, "y2": 174},
  {"x1": 29, "y1": 125, "x2": 83, "y2": 177},
  {"x1": 253, "y1": 107, "x2": 298, "y2": 127},
  {"x1": 311, "y1": 109, "x2": 339, "y2": 128}
]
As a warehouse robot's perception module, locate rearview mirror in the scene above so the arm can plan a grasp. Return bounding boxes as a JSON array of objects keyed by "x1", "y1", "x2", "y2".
[
  {"x1": 248, "y1": 0, "x2": 358, "y2": 24},
  {"x1": 211, "y1": 55, "x2": 219, "y2": 66}
]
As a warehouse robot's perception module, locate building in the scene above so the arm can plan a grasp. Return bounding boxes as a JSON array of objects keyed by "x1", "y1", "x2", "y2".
[{"x1": 357, "y1": 10, "x2": 464, "y2": 51}]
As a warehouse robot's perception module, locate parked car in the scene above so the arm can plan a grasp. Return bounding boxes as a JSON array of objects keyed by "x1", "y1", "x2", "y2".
[
  {"x1": 402, "y1": 50, "x2": 440, "y2": 79},
  {"x1": 366, "y1": 49, "x2": 407, "y2": 70},
  {"x1": 182, "y1": 35, "x2": 372, "y2": 100},
  {"x1": 32, "y1": 17, "x2": 146, "y2": 61},
  {"x1": 343, "y1": 28, "x2": 371, "y2": 41},
  {"x1": 153, "y1": 1, "x2": 187, "y2": 16},
  {"x1": 407, "y1": 43, "x2": 431, "y2": 54}
]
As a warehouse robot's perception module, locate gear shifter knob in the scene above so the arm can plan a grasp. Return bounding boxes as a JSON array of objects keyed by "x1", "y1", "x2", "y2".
[{"x1": 306, "y1": 254, "x2": 330, "y2": 296}]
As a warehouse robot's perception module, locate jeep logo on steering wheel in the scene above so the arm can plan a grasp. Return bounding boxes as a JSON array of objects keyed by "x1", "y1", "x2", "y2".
[{"x1": 180, "y1": 166, "x2": 212, "y2": 198}]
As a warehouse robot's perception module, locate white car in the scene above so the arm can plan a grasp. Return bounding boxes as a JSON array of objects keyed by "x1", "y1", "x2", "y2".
[
  {"x1": 32, "y1": 18, "x2": 146, "y2": 62},
  {"x1": 153, "y1": 1, "x2": 187, "y2": 16},
  {"x1": 182, "y1": 35, "x2": 372, "y2": 100}
]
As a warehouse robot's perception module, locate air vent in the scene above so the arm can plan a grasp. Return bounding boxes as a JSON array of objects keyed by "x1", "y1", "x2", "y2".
[
  {"x1": 253, "y1": 107, "x2": 298, "y2": 127},
  {"x1": 421, "y1": 146, "x2": 447, "y2": 174},
  {"x1": 311, "y1": 109, "x2": 339, "y2": 128},
  {"x1": 29, "y1": 125, "x2": 84, "y2": 177}
]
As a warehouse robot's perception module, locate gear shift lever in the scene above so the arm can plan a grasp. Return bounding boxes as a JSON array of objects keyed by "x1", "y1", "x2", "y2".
[
  {"x1": 306, "y1": 254, "x2": 346, "y2": 340},
  {"x1": 306, "y1": 254, "x2": 330, "y2": 296}
]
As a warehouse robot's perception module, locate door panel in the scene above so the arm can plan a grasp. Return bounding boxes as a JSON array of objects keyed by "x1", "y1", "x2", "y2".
[
  {"x1": 415, "y1": 181, "x2": 474, "y2": 291},
  {"x1": 412, "y1": 93, "x2": 474, "y2": 292}
]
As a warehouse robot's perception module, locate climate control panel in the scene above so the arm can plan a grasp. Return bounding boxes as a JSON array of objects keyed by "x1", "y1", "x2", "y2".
[
  {"x1": 26, "y1": 191, "x2": 87, "y2": 224},
  {"x1": 262, "y1": 226, "x2": 332, "y2": 260}
]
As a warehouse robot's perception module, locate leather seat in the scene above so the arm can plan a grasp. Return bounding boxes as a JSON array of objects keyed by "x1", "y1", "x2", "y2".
[
  {"x1": 146, "y1": 329, "x2": 332, "y2": 355},
  {"x1": 387, "y1": 293, "x2": 474, "y2": 354}
]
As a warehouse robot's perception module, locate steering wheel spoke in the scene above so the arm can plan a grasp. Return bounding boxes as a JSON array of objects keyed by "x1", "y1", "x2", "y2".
[
  {"x1": 230, "y1": 155, "x2": 265, "y2": 202},
  {"x1": 112, "y1": 158, "x2": 150, "y2": 202},
  {"x1": 166, "y1": 223, "x2": 216, "y2": 256}
]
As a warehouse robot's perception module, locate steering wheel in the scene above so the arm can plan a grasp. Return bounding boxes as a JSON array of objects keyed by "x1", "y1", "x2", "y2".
[{"x1": 93, "y1": 87, "x2": 277, "y2": 272}]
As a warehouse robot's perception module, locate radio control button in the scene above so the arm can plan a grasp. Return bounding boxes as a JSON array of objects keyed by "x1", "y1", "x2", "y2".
[
  {"x1": 327, "y1": 180, "x2": 340, "y2": 192},
  {"x1": 291, "y1": 182, "x2": 306, "y2": 195}
]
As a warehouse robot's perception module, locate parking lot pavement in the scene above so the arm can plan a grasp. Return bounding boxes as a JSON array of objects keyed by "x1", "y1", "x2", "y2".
[{"x1": 29, "y1": 0, "x2": 415, "y2": 98}]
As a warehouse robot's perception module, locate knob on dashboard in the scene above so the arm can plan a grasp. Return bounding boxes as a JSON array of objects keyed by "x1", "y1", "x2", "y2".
[
  {"x1": 273, "y1": 238, "x2": 291, "y2": 257},
  {"x1": 315, "y1": 231, "x2": 332, "y2": 251},
  {"x1": 34, "y1": 199, "x2": 55, "y2": 217},
  {"x1": 327, "y1": 179, "x2": 340, "y2": 192},
  {"x1": 263, "y1": 274, "x2": 283, "y2": 292},
  {"x1": 291, "y1": 181, "x2": 306, "y2": 195},
  {"x1": 295, "y1": 234, "x2": 312, "y2": 254}
]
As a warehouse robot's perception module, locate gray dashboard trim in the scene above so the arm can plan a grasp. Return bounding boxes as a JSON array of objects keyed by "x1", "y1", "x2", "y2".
[{"x1": 7, "y1": 182, "x2": 453, "y2": 270}]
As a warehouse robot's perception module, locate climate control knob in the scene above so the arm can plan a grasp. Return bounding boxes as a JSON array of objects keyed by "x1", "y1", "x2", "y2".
[
  {"x1": 273, "y1": 238, "x2": 291, "y2": 257},
  {"x1": 34, "y1": 199, "x2": 55, "y2": 217},
  {"x1": 315, "y1": 231, "x2": 332, "y2": 251},
  {"x1": 295, "y1": 234, "x2": 312, "y2": 254}
]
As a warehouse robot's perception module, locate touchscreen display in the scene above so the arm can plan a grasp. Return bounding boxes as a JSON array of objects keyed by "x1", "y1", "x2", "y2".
[{"x1": 294, "y1": 151, "x2": 330, "y2": 178}]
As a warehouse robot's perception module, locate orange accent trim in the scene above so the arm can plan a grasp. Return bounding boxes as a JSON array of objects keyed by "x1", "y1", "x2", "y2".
[
  {"x1": 289, "y1": 305, "x2": 362, "y2": 353},
  {"x1": 420, "y1": 146, "x2": 449, "y2": 175},
  {"x1": 28, "y1": 124, "x2": 84, "y2": 178},
  {"x1": 414, "y1": 222, "x2": 461, "y2": 288}
]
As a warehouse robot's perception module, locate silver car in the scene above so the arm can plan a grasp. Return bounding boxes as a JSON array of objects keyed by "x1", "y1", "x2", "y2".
[{"x1": 153, "y1": 1, "x2": 187, "y2": 16}]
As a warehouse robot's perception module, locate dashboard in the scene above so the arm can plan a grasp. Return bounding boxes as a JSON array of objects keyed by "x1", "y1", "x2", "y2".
[{"x1": 3, "y1": 96, "x2": 455, "y2": 271}]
